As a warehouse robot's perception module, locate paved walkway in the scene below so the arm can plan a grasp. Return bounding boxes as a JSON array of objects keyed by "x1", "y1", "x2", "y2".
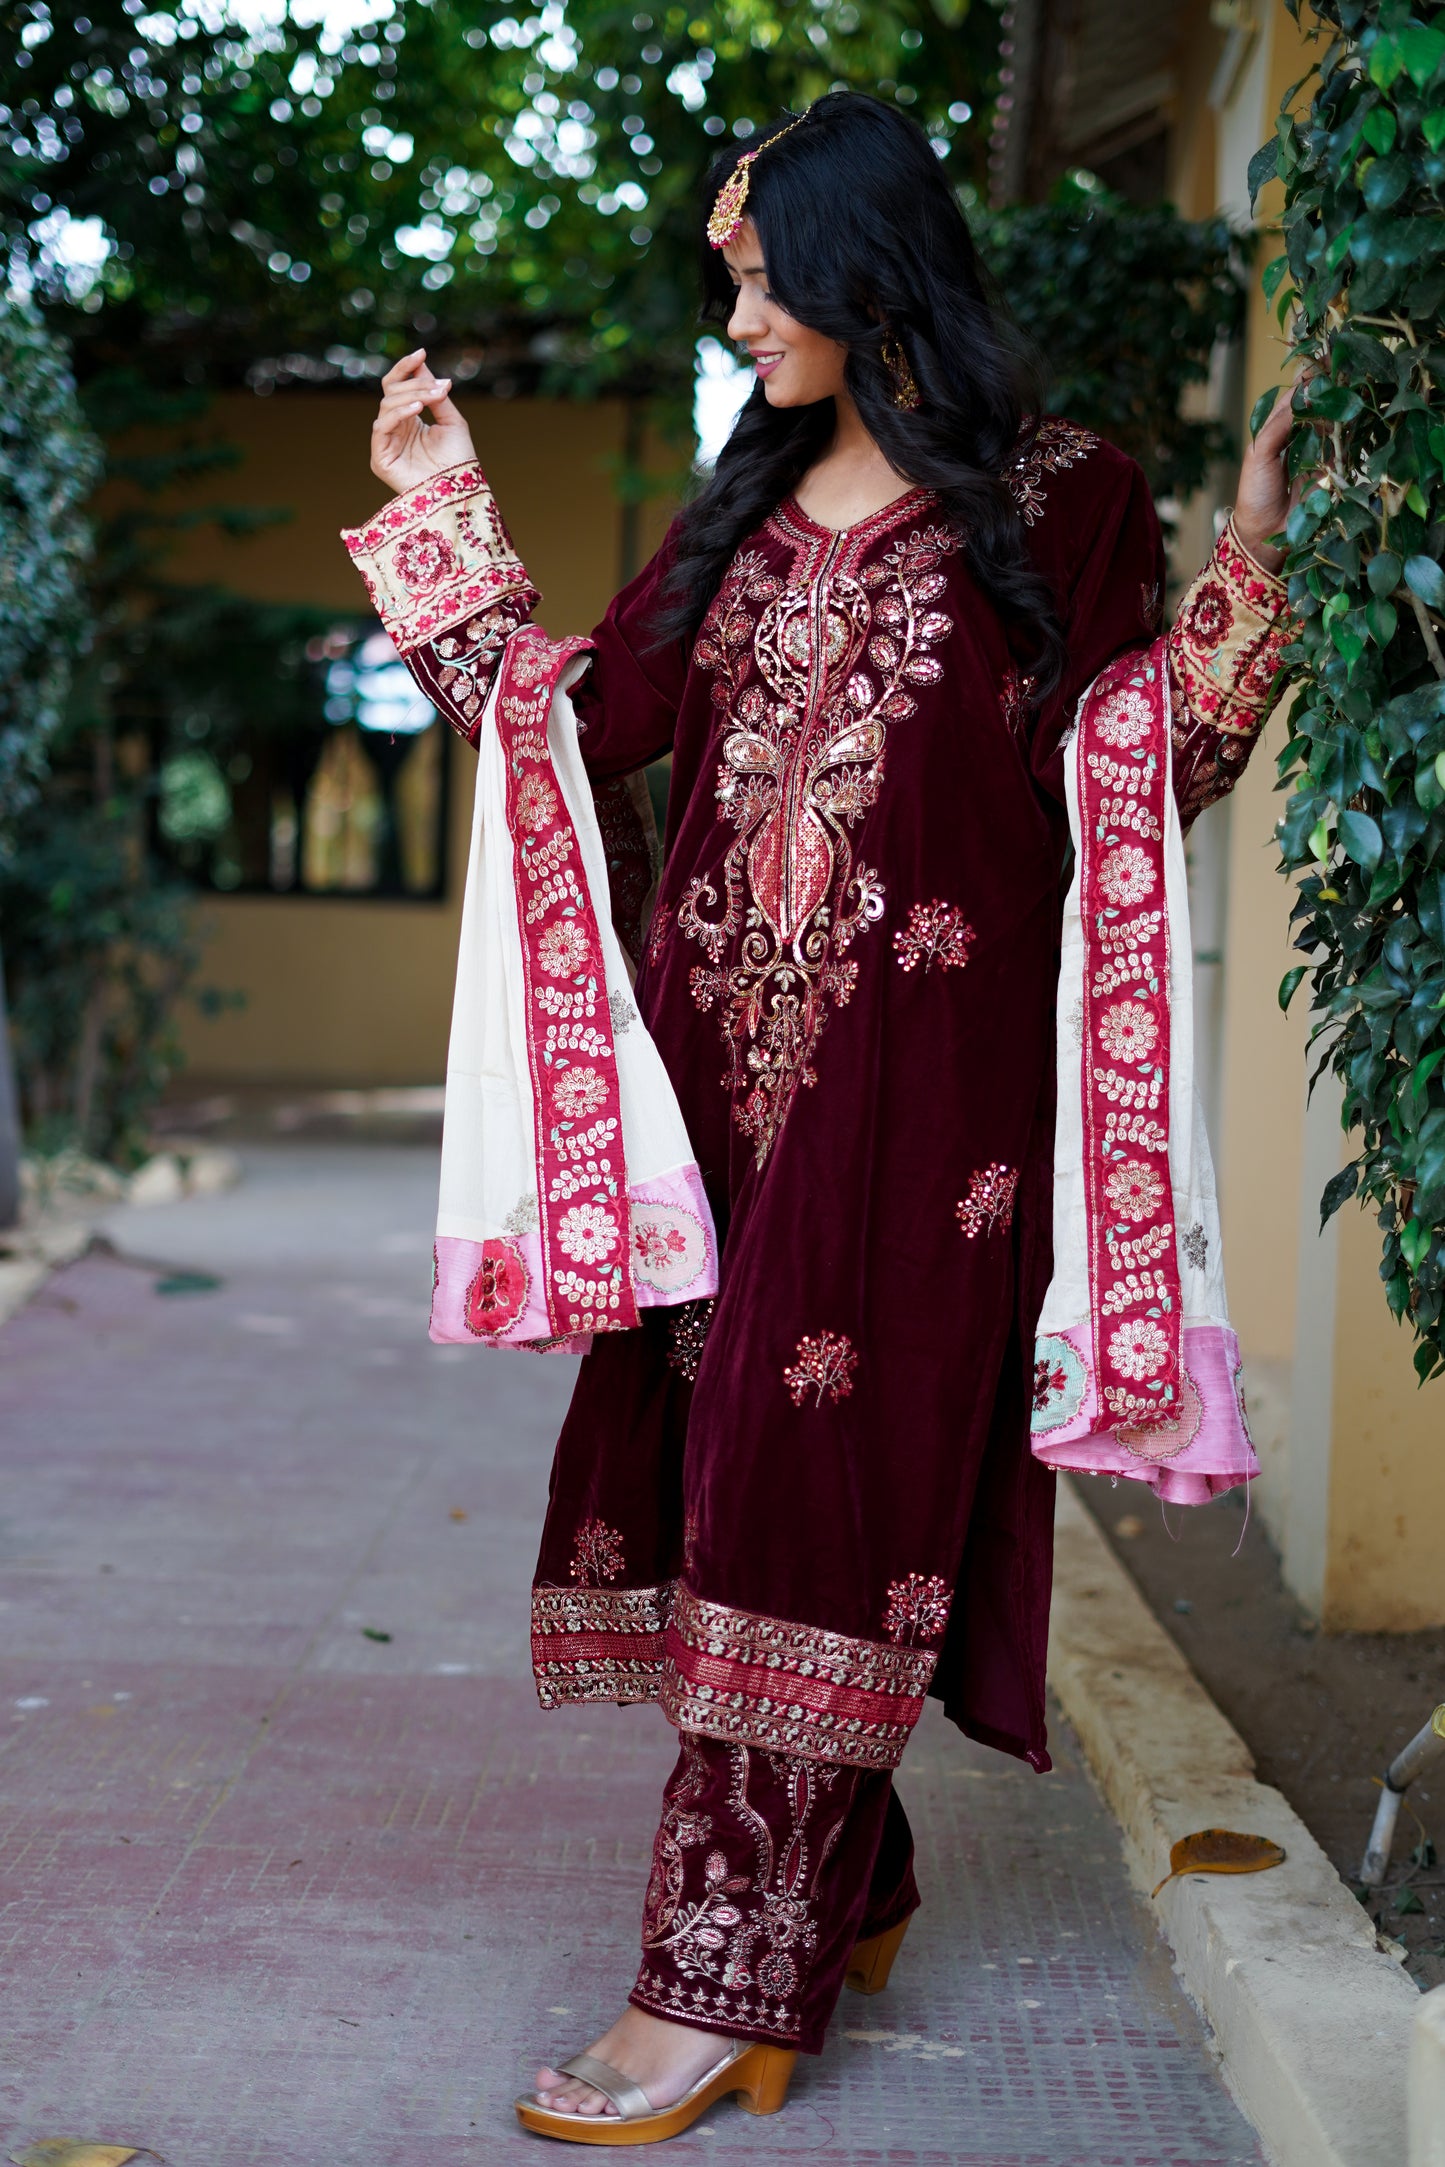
[{"x1": 0, "y1": 1144, "x2": 1264, "y2": 2166}]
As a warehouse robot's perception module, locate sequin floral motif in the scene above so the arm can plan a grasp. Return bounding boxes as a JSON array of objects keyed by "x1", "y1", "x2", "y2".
[
  {"x1": 666, "y1": 1298, "x2": 716, "y2": 1384},
  {"x1": 1005, "y1": 418, "x2": 1100, "y2": 526},
  {"x1": 682, "y1": 498, "x2": 959, "y2": 1166},
  {"x1": 881, "y1": 1572, "x2": 951, "y2": 1645},
  {"x1": 955, "y1": 1162, "x2": 1019, "y2": 1239},
  {"x1": 782, "y1": 1330, "x2": 858, "y2": 1408},
  {"x1": 892, "y1": 899, "x2": 976, "y2": 975},
  {"x1": 570, "y1": 1516, "x2": 626, "y2": 1587}
]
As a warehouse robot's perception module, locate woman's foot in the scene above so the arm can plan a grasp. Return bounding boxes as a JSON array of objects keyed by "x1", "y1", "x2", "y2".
[{"x1": 534, "y1": 2005, "x2": 735, "y2": 2118}]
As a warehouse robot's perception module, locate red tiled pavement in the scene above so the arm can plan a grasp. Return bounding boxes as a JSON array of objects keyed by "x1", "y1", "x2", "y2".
[{"x1": 0, "y1": 1145, "x2": 1264, "y2": 2166}]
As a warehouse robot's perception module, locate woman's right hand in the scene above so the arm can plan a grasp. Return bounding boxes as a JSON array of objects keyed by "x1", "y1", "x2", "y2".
[{"x1": 370, "y1": 349, "x2": 478, "y2": 494}]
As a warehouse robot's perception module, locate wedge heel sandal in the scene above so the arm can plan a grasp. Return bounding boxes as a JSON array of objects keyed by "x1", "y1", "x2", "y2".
[
  {"x1": 844, "y1": 1914, "x2": 911, "y2": 1996},
  {"x1": 514, "y1": 2040, "x2": 797, "y2": 2145}
]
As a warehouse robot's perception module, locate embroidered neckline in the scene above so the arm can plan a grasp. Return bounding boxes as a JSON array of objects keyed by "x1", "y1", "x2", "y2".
[{"x1": 772, "y1": 485, "x2": 936, "y2": 545}]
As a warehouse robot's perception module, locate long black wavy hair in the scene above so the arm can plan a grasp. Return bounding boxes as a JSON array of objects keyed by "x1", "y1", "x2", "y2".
[{"x1": 653, "y1": 92, "x2": 1066, "y2": 702}]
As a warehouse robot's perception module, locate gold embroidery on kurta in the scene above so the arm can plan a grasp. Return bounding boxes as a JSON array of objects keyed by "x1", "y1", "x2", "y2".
[{"x1": 680, "y1": 496, "x2": 959, "y2": 1165}]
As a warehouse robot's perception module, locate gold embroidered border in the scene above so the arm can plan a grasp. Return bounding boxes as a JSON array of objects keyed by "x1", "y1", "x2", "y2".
[
  {"x1": 341, "y1": 461, "x2": 540, "y2": 656},
  {"x1": 631, "y1": 1964, "x2": 800, "y2": 2045},
  {"x1": 530, "y1": 1581, "x2": 672, "y2": 1708},
  {"x1": 659, "y1": 1586, "x2": 936, "y2": 1771},
  {"x1": 1167, "y1": 518, "x2": 1292, "y2": 740}
]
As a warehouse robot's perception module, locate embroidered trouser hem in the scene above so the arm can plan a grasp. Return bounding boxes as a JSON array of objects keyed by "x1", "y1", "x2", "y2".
[{"x1": 629, "y1": 1729, "x2": 918, "y2": 2055}]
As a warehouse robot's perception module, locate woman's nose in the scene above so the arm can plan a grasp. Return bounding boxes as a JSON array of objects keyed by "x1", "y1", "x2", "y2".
[{"x1": 727, "y1": 293, "x2": 765, "y2": 345}]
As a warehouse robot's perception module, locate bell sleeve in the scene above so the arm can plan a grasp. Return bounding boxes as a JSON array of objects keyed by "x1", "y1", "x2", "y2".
[
  {"x1": 341, "y1": 463, "x2": 690, "y2": 783},
  {"x1": 342, "y1": 464, "x2": 691, "y2": 965},
  {"x1": 340, "y1": 462, "x2": 541, "y2": 747},
  {"x1": 1165, "y1": 520, "x2": 1294, "y2": 826}
]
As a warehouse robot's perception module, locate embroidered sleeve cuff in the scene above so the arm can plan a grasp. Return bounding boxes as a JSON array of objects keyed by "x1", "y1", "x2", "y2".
[
  {"x1": 1167, "y1": 516, "x2": 1293, "y2": 739},
  {"x1": 340, "y1": 462, "x2": 540, "y2": 655}
]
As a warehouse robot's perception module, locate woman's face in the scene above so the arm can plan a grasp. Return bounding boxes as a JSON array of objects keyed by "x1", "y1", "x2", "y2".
[{"x1": 723, "y1": 218, "x2": 848, "y2": 407}]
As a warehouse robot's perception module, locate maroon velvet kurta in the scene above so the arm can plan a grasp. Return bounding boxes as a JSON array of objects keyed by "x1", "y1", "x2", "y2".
[{"x1": 343, "y1": 422, "x2": 1290, "y2": 1784}]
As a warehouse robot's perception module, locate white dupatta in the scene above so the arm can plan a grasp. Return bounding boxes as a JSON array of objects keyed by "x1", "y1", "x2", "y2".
[{"x1": 430, "y1": 626, "x2": 717, "y2": 1352}]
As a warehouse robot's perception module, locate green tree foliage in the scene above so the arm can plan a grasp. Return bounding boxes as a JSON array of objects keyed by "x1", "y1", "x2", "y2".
[
  {"x1": 0, "y1": 371, "x2": 266, "y2": 1163},
  {"x1": 0, "y1": 296, "x2": 100, "y2": 853},
  {"x1": 979, "y1": 183, "x2": 1244, "y2": 510},
  {"x1": 1252, "y1": 0, "x2": 1445, "y2": 1379},
  {"x1": 0, "y1": 790, "x2": 222, "y2": 1161},
  {"x1": 2, "y1": 0, "x2": 998, "y2": 395},
  {"x1": 0, "y1": 2, "x2": 1246, "y2": 1165}
]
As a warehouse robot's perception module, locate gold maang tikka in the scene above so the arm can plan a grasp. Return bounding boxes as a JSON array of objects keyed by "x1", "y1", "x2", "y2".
[{"x1": 706, "y1": 111, "x2": 809, "y2": 250}]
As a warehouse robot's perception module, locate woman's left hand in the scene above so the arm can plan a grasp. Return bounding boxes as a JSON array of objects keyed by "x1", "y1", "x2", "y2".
[{"x1": 1230, "y1": 386, "x2": 1298, "y2": 575}]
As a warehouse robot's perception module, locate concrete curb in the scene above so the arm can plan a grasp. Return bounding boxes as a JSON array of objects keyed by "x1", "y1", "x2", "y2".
[
  {"x1": 0, "y1": 1147, "x2": 240, "y2": 1332},
  {"x1": 1047, "y1": 1474, "x2": 1419, "y2": 2167},
  {"x1": 0, "y1": 1219, "x2": 92, "y2": 1330},
  {"x1": 1411, "y1": 1985, "x2": 1445, "y2": 2167}
]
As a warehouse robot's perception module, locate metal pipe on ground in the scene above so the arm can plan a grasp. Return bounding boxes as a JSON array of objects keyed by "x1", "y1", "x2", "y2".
[{"x1": 1360, "y1": 1704, "x2": 1445, "y2": 1887}]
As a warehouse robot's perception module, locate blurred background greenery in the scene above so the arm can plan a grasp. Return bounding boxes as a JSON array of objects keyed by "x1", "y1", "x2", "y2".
[{"x1": 0, "y1": 0, "x2": 1241, "y2": 1169}]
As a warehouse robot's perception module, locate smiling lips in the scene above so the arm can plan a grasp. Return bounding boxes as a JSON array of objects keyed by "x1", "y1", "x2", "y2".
[{"x1": 751, "y1": 351, "x2": 784, "y2": 378}]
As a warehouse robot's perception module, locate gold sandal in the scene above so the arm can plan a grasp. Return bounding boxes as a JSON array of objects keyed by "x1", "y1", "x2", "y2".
[
  {"x1": 515, "y1": 2039, "x2": 796, "y2": 2145},
  {"x1": 844, "y1": 1914, "x2": 911, "y2": 1996}
]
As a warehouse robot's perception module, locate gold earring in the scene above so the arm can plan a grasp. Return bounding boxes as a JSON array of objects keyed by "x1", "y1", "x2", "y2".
[{"x1": 882, "y1": 332, "x2": 921, "y2": 412}]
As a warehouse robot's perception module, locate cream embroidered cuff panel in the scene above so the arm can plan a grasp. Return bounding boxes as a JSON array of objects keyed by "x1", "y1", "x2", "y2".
[
  {"x1": 341, "y1": 463, "x2": 542, "y2": 748},
  {"x1": 1167, "y1": 518, "x2": 1294, "y2": 825}
]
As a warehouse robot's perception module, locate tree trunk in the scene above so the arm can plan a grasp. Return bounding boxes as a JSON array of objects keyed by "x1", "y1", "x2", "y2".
[{"x1": 0, "y1": 944, "x2": 22, "y2": 1229}]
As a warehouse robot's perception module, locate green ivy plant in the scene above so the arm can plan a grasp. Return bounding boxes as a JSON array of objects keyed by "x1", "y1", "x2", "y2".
[{"x1": 1251, "y1": 0, "x2": 1445, "y2": 1379}]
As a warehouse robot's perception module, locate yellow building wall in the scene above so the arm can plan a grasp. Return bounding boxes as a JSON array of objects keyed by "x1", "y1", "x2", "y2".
[
  {"x1": 1325, "y1": 1207, "x2": 1445, "y2": 1628},
  {"x1": 128, "y1": 391, "x2": 670, "y2": 1085}
]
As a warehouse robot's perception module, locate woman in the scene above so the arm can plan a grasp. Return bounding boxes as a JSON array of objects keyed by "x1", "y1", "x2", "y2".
[{"x1": 346, "y1": 92, "x2": 1294, "y2": 2143}]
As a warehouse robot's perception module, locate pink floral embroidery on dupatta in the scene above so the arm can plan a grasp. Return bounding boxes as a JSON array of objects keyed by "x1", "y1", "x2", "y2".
[
  {"x1": 463, "y1": 1239, "x2": 530, "y2": 1336},
  {"x1": 497, "y1": 626, "x2": 641, "y2": 1339},
  {"x1": 1077, "y1": 650, "x2": 1181, "y2": 1429}
]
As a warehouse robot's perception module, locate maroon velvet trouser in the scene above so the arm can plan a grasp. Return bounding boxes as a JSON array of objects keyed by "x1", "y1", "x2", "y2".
[{"x1": 628, "y1": 1729, "x2": 919, "y2": 2056}]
